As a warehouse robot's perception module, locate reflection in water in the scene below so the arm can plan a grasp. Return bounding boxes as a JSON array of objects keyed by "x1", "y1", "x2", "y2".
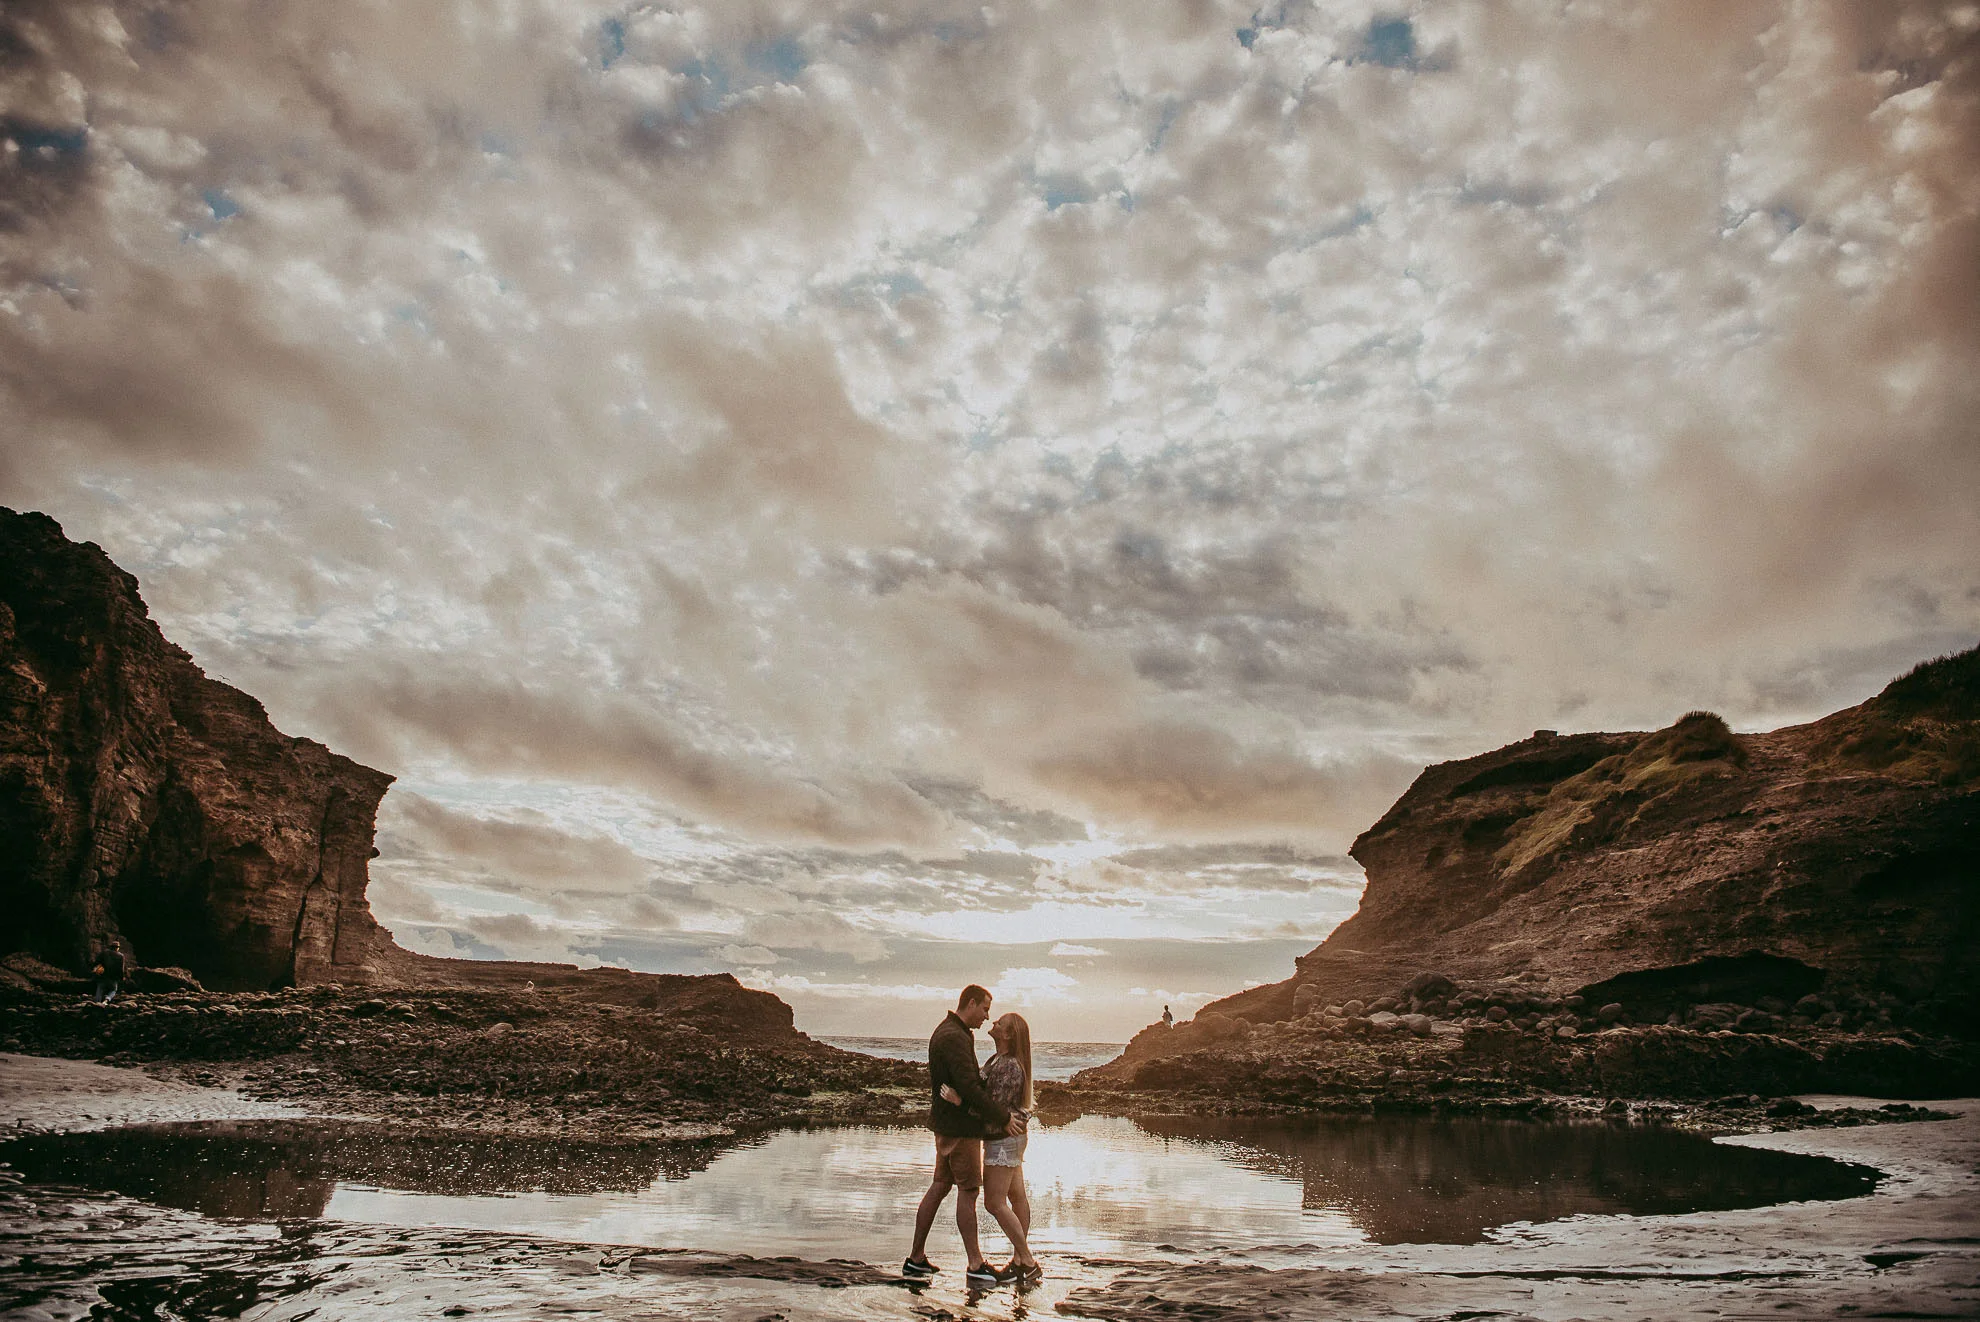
[
  {"x1": 0, "y1": 1122, "x2": 730, "y2": 1222},
  {"x1": 0, "y1": 1113, "x2": 1877, "y2": 1260},
  {"x1": 1133, "y1": 1115, "x2": 1879, "y2": 1243}
]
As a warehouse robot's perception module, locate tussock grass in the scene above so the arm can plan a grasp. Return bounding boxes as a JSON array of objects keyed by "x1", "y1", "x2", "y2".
[
  {"x1": 1495, "y1": 711, "x2": 1747, "y2": 876},
  {"x1": 1820, "y1": 644, "x2": 1980, "y2": 784}
]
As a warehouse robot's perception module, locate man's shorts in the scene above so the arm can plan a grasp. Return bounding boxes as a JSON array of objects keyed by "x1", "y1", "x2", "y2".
[{"x1": 933, "y1": 1135, "x2": 982, "y2": 1190}]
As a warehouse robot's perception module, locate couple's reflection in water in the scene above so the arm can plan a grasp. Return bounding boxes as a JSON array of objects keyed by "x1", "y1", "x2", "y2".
[{"x1": 2, "y1": 1112, "x2": 1875, "y2": 1250}]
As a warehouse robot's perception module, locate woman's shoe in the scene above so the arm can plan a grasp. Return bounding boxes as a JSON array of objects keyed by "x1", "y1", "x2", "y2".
[{"x1": 964, "y1": 1262, "x2": 1005, "y2": 1287}]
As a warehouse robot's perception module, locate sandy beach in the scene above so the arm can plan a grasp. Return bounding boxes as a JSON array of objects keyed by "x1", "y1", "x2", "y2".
[{"x1": 3, "y1": 1052, "x2": 1975, "y2": 1320}]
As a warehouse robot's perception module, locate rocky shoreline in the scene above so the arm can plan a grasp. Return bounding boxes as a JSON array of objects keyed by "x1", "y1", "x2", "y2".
[
  {"x1": 0, "y1": 982, "x2": 922, "y2": 1141},
  {"x1": 3, "y1": 978, "x2": 1958, "y2": 1147},
  {"x1": 1064, "y1": 967, "x2": 1976, "y2": 1139}
]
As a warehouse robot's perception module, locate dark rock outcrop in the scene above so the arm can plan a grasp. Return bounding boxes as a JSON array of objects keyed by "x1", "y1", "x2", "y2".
[
  {"x1": 1, "y1": 508, "x2": 398, "y2": 989},
  {"x1": 1193, "y1": 654, "x2": 1980, "y2": 1032},
  {"x1": 0, "y1": 508, "x2": 807, "y2": 1043}
]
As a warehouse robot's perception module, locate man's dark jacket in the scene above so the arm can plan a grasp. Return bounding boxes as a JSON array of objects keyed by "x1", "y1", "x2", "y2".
[{"x1": 927, "y1": 1010, "x2": 1010, "y2": 1138}]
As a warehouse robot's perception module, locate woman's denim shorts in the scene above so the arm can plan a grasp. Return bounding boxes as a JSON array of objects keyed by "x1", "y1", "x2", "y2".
[{"x1": 984, "y1": 1133, "x2": 1027, "y2": 1167}]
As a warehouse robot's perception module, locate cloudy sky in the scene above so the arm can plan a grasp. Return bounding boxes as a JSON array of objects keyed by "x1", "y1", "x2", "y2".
[{"x1": 3, "y1": 1, "x2": 1975, "y2": 1040}]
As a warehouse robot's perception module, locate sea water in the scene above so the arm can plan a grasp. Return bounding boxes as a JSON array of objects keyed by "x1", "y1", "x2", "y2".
[{"x1": 818, "y1": 1036, "x2": 1122, "y2": 1081}]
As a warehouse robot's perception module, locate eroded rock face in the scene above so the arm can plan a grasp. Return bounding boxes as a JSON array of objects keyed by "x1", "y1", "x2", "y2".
[
  {"x1": 1181, "y1": 650, "x2": 1980, "y2": 1036},
  {"x1": 0, "y1": 509, "x2": 820, "y2": 1038},
  {"x1": 0, "y1": 508, "x2": 398, "y2": 989}
]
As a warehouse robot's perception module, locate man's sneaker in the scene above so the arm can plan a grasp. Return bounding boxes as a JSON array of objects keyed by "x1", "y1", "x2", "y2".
[
  {"x1": 963, "y1": 1262, "x2": 1007, "y2": 1287},
  {"x1": 901, "y1": 1257, "x2": 939, "y2": 1277},
  {"x1": 1011, "y1": 1262, "x2": 1044, "y2": 1287}
]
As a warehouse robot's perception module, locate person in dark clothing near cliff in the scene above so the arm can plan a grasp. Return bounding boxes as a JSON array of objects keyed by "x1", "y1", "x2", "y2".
[
  {"x1": 904, "y1": 984, "x2": 1025, "y2": 1287},
  {"x1": 91, "y1": 941, "x2": 125, "y2": 1004}
]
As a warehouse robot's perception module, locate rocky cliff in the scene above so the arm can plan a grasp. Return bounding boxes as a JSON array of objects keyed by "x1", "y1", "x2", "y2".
[
  {"x1": 1137, "y1": 647, "x2": 1980, "y2": 1046},
  {"x1": 0, "y1": 508, "x2": 794, "y2": 1036},
  {"x1": 1, "y1": 508, "x2": 401, "y2": 989}
]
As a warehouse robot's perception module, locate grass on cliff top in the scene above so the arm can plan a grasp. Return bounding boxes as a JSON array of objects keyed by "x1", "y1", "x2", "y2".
[
  {"x1": 1879, "y1": 645, "x2": 1980, "y2": 720},
  {"x1": 1495, "y1": 712, "x2": 1747, "y2": 876},
  {"x1": 1815, "y1": 645, "x2": 1980, "y2": 784}
]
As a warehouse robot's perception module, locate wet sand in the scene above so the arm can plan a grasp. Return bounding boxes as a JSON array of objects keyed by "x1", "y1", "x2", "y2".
[
  {"x1": 3, "y1": 1054, "x2": 1975, "y2": 1320},
  {"x1": 0, "y1": 1052, "x2": 306, "y2": 1133},
  {"x1": 1060, "y1": 1093, "x2": 1980, "y2": 1320}
]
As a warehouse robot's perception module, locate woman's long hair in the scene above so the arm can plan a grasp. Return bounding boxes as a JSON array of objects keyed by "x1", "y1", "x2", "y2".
[{"x1": 1001, "y1": 1013, "x2": 1034, "y2": 1110}]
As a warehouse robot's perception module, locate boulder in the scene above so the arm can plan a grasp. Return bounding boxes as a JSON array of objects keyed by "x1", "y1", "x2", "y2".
[
  {"x1": 1688, "y1": 1002, "x2": 1743, "y2": 1030},
  {"x1": 1400, "y1": 1013, "x2": 1434, "y2": 1037},
  {"x1": 1402, "y1": 972, "x2": 1458, "y2": 1001},
  {"x1": 1194, "y1": 1012, "x2": 1246, "y2": 1041},
  {"x1": 128, "y1": 966, "x2": 204, "y2": 994},
  {"x1": 1, "y1": 952, "x2": 87, "y2": 991}
]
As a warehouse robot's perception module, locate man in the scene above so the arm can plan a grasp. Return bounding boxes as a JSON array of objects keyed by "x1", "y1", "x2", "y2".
[
  {"x1": 904, "y1": 984, "x2": 1024, "y2": 1287},
  {"x1": 91, "y1": 939, "x2": 125, "y2": 1004}
]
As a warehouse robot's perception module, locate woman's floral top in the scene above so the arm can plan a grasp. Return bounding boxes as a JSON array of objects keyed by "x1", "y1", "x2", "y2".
[{"x1": 983, "y1": 1053, "x2": 1028, "y2": 1118}]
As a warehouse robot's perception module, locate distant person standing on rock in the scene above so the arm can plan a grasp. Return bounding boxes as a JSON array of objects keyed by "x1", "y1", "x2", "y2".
[
  {"x1": 1162, "y1": 1004, "x2": 1173, "y2": 1028},
  {"x1": 90, "y1": 940, "x2": 125, "y2": 1003},
  {"x1": 905, "y1": 984, "x2": 1025, "y2": 1288}
]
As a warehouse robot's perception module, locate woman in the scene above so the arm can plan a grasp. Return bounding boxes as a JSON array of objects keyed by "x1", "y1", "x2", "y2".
[{"x1": 947, "y1": 1012, "x2": 1041, "y2": 1284}]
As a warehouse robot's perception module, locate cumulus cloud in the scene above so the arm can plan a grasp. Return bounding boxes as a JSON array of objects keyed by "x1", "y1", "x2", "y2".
[
  {"x1": 990, "y1": 966, "x2": 1080, "y2": 1007},
  {"x1": 5, "y1": 0, "x2": 1977, "y2": 1034}
]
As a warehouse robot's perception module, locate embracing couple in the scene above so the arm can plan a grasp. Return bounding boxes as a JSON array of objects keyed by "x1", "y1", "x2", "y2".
[{"x1": 903, "y1": 983, "x2": 1041, "y2": 1289}]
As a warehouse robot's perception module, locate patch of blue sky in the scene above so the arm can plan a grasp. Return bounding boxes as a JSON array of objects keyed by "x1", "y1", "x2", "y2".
[
  {"x1": 1038, "y1": 173, "x2": 1097, "y2": 211},
  {"x1": 1457, "y1": 180, "x2": 1549, "y2": 209},
  {"x1": 1284, "y1": 204, "x2": 1378, "y2": 250},
  {"x1": 599, "y1": 16, "x2": 626, "y2": 69},
  {"x1": 963, "y1": 420, "x2": 1005, "y2": 453},
  {"x1": 1146, "y1": 99, "x2": 1181, "y2": 154},
  {"x1": 743, "y1": 35, "x2": 808, "y2": 84},
  {"x1": 927, "y1": 19, "x2": 982, "y2": 44},
  {"x1": 1235, "y1": 0, "x2": 1299, "y2": 51},
  {"x1": 857, "y1": 270, "x2": 927, "y2": 304},
  {"x1": 6, "y1": 123, "x2": 87, "y2": 158},
  {"x1": 1363, "y1": 18, "x2": 1415, "y2": 68},
  {"x1": 1718, "y1": 203, "x2": 1807, "y2": 238},
  {"x1": 391, "y1": 303, "x2": 434, "y2": 337},
  {"x1": 202, "y1": 188, "x2": 240, "y2": 220}
]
